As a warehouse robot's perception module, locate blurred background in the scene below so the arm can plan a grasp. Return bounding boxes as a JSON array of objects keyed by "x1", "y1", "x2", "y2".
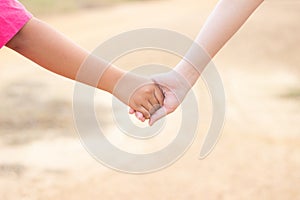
[{"x1": 0, "y1": 0, "x2": 300, "y2": 199}]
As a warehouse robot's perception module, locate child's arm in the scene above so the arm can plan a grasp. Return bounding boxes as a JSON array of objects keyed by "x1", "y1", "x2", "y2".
[{"x1": 6, "y1": 17, "x2": 163, "y2": 119}]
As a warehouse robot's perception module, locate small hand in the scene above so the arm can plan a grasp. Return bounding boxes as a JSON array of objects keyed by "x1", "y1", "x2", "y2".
[
  {"x1": 129, "y1": 83, "x2": 164, "y2": 121},
  {"x1": 113, "y1": 72, "x2": 164, "y2": 120},
  {"x1": 130, "y1": 70, "x2": 192, "y2": 125}
]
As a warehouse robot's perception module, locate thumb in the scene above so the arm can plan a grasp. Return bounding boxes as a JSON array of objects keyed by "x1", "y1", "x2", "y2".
[{"x1": 149, "y1": 106, "x2": 168, "y2": 126}]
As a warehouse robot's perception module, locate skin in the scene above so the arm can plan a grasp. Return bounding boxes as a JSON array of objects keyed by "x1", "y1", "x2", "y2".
[
  {"x1": 5, "y1": 17, "x2": 164, "y2": 120},
  {"x1": 130, "y1": 0, "x2": 265, "y2": 125}
]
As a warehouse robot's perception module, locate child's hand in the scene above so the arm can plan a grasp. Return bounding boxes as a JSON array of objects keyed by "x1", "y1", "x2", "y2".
[
  {"x1": 128, "y1": 83, "x2": 164, "y2": 122},
  {"x1": 129, "y1": 70, "x2": 192, "y2": 125},
  {"x1": 112, "y1": 72, "x2": 164, "y2": 121}
]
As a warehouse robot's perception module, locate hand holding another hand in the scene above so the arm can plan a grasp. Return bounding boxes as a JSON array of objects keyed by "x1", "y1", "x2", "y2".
[
  {"x1": 130, "y1": 70, "x2": 194, "y2": 126},
  {"x1": 112, "y1": 72, "x2": 164, "y2": 121}
]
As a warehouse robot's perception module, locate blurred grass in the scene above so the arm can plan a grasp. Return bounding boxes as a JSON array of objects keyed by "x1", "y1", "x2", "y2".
[
  {"x1": 281, "y1": 88, "x2": 300, "y2": 100},
  {"x1": 20, "y1": 0, "x2": 152, "y2": 16}
]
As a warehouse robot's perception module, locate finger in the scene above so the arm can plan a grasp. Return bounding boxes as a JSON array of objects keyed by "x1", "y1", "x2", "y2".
[
  {"x1": 149, "y1": 106, "x2": 167, "y2": 126},
  {"x1": 147, "y1": 100, "x2": 160, "y2": 116},
  {"x1": 150, "y1": 104, "x2": 161, "y2": 115},
  {"x1": 148, "y1": 96, "x2": 161, "y2": 113},
  {"x1": 135, "y1": 111, "x2": 146, "y2": 122},
  {"x1": 137, "y1": 106, "x2": 151, "y2": 119},
  {"x1": 142, "y1": 101, "x2": 154, "y2": 116},
  {"x1": 154, "y1": 86, "x2": 164, "y2": 106},
  {"x1": 148, "y1": 95, "x2": 158, "y2": 107},
  {"x1": 129, "y1": 108, "x2": 135, "y2": 114}
]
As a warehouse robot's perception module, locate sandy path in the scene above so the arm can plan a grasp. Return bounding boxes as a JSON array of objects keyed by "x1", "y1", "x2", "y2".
[{"x1": 0, "y1": 0, "x2": 300, "y2": 199}]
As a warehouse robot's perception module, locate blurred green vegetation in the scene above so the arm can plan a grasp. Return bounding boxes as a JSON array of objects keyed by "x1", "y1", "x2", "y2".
[
  {"x1": 281, "y1": 88, "x2": 300, "y2": 100},
  {"x1": 20, "y1": 0, "x2": 150, "y2": 16}
]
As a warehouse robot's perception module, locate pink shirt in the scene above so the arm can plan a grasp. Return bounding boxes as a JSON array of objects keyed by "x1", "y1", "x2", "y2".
[{"x1": 0, "y1": 0, "x2": 32, "y2": 48}]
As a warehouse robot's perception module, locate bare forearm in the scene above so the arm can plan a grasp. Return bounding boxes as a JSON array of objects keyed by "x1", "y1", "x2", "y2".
[
  {"x1": 196, "y1": 0, "x2": 264, "y2": 57},
  {"x1": 175, "y1": 0, "x2": 264, "y2": 85},
  {"x1": 6, "y1": 18, "x2": 123, "y2": 93}
]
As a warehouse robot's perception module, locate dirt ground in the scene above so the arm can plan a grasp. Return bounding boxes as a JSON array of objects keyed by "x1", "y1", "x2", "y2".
[{"x1": 0, "y1": 0, "x2": 300, "y2": 199}]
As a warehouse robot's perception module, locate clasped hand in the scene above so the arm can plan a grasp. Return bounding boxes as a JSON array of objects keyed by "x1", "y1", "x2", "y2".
[{"x1": 122, "y1": 70, "x2": 192, "y2": 126}]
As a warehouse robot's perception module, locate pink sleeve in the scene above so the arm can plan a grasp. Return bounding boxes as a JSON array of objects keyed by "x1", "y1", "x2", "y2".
[{"x1": 0, "y1": 0, "x2": 32, "y2": 48}]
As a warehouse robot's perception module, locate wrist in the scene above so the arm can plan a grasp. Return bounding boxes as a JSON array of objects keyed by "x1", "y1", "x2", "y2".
[
  {"x1": 174, "y1": 60, "x2": 201, "y2": 87},
  {"x1": 98, "y1": 66, "x2": 125, "y2": 94},
  {"x1": 174, "y1": 40, "x2": 212, "y2": 86},
  {"x1": 110, "y1": 71, "x2": 152, "y2": 106}
]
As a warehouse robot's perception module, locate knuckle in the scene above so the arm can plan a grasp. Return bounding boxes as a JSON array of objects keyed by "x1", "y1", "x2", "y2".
[
  {"x1": 144, "y1": 112, "x2": 150, "y2": 119},
  {"x1": 144, "y1": 87, "x2": 153, "y2": 94}
]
